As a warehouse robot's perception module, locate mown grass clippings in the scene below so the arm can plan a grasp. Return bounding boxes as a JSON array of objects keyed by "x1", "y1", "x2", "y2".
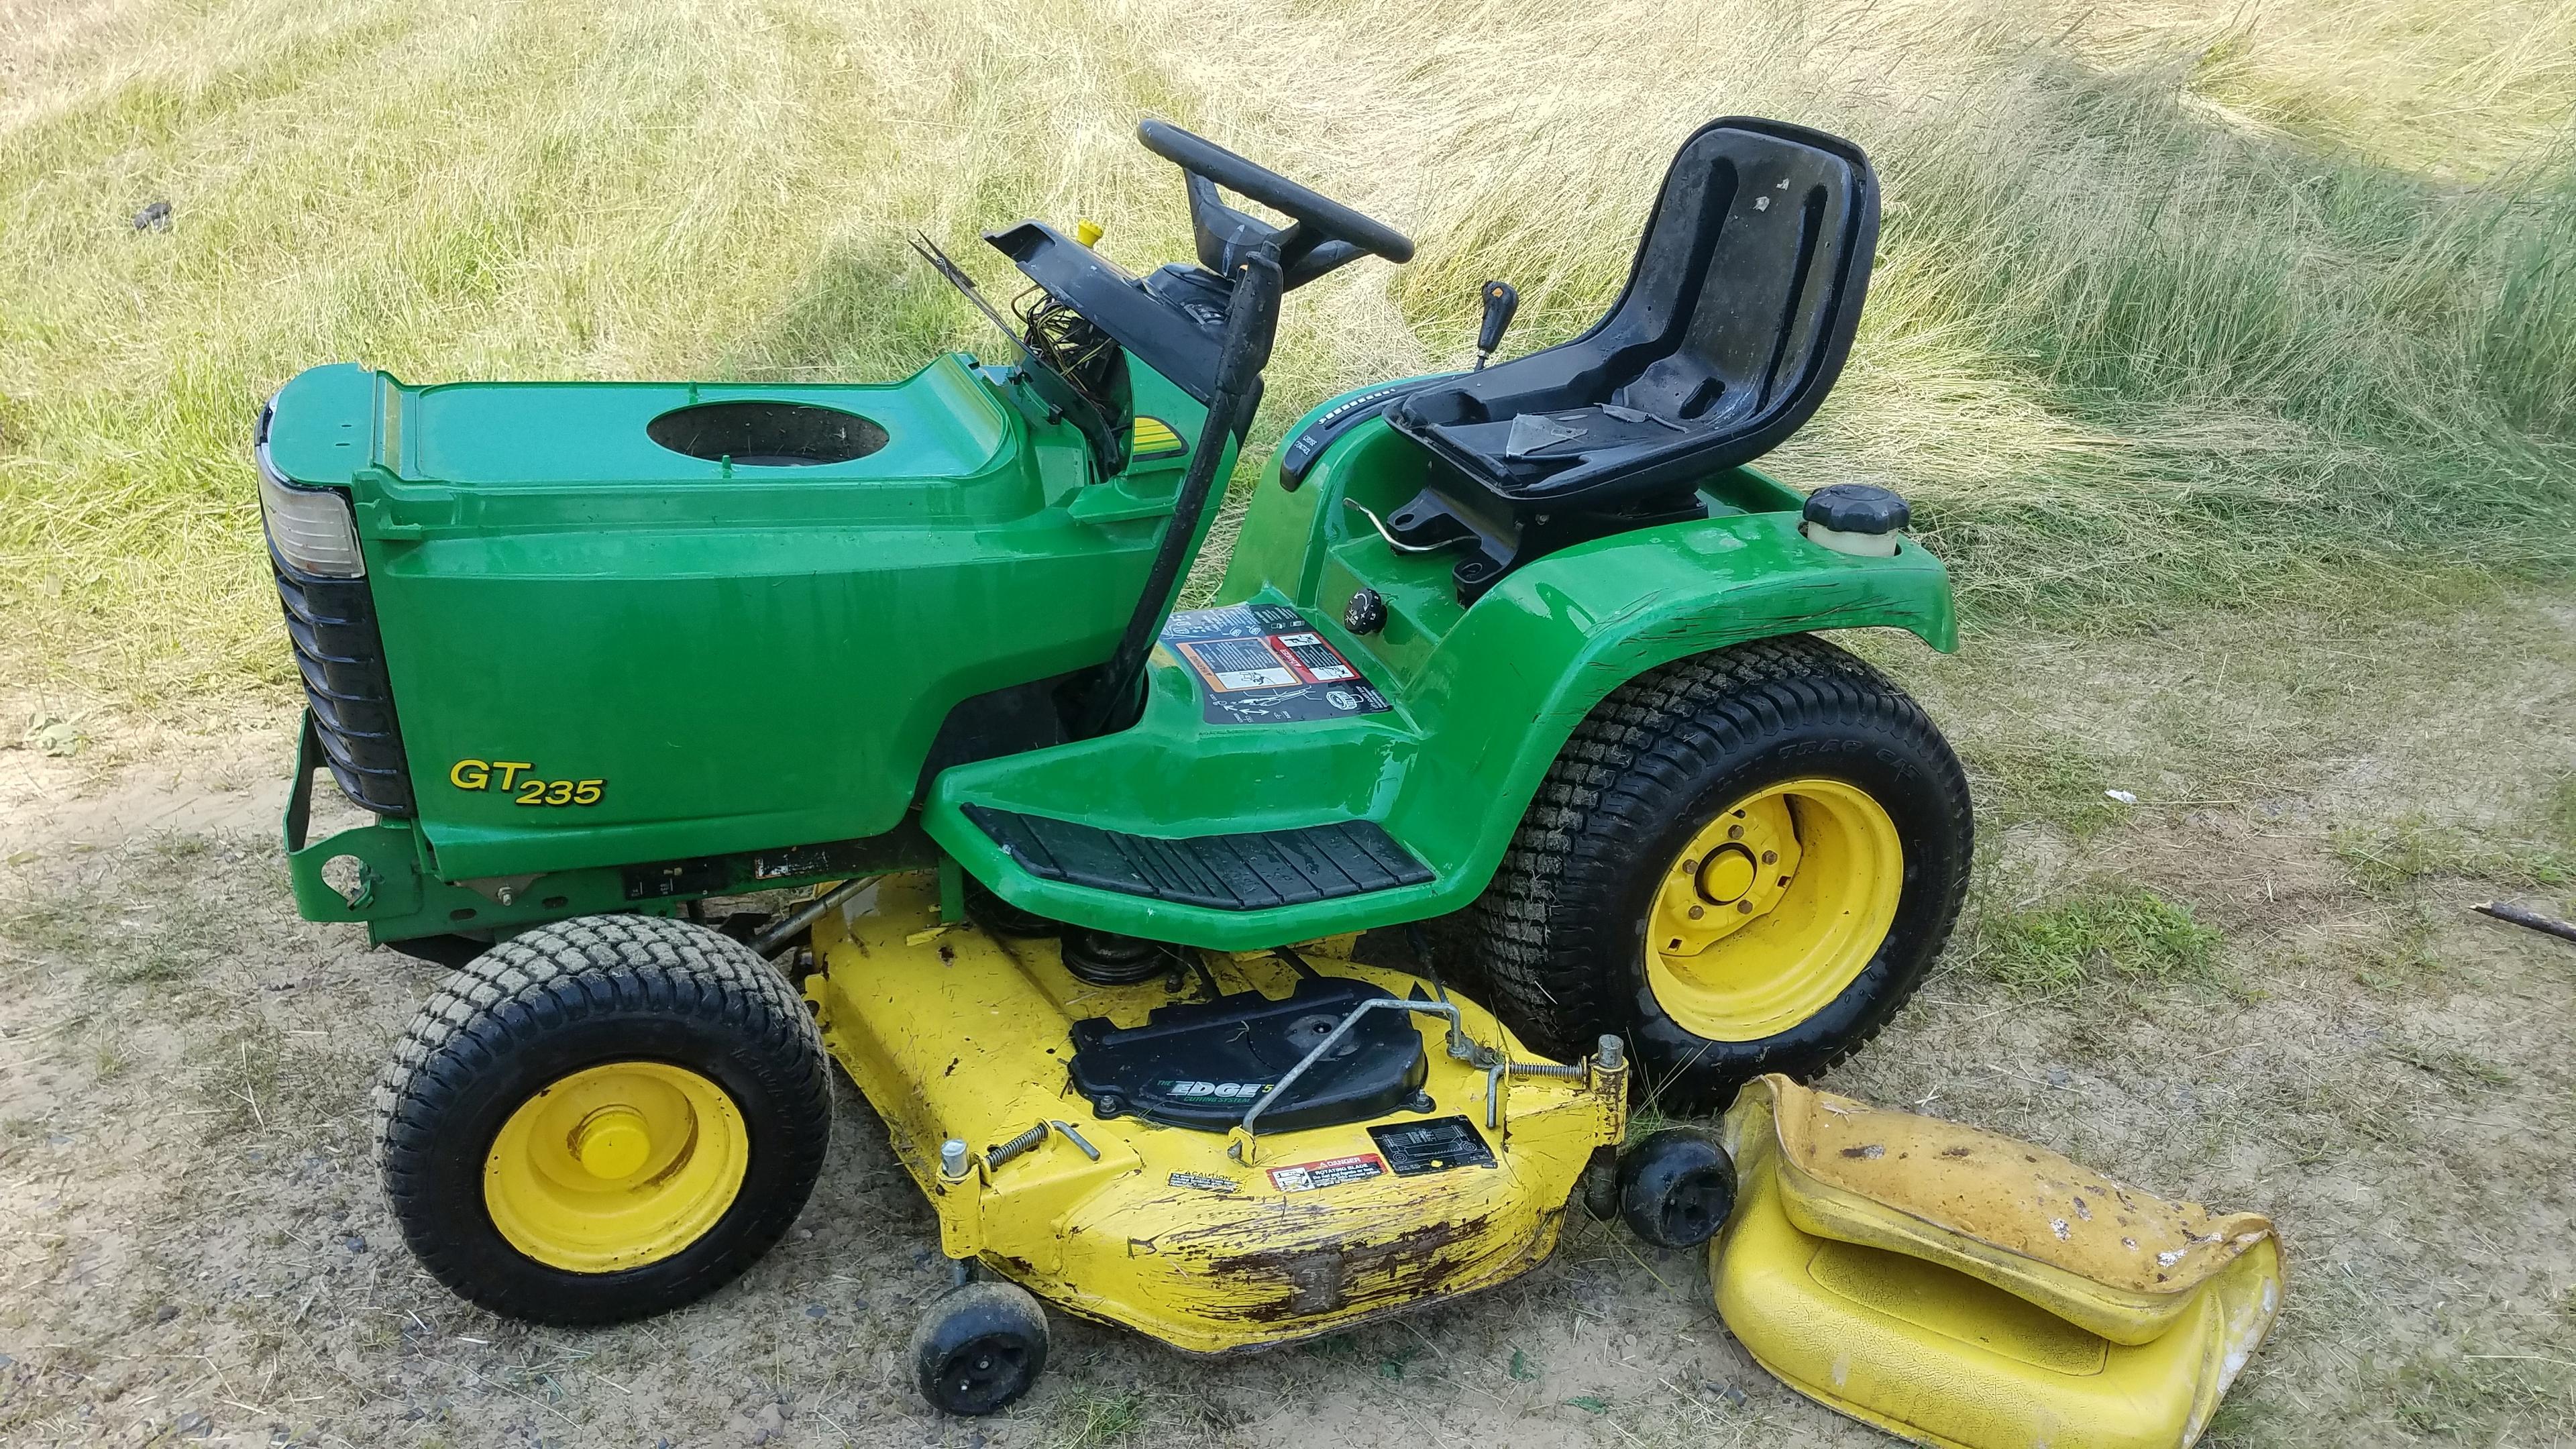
[
  {"x1": 2345, "y1": 907, "x2": 2447, "y2": 994},
  {"x1": 2386, "y1": 1037, "x2": 2515, "y2": 1091},
  {"x1": 1970, "y1": 883, "x2": 2224, "y2": 994},
  {"x1": 2387, "y1": 1343, "x2": 2576, "y2": 1443}
]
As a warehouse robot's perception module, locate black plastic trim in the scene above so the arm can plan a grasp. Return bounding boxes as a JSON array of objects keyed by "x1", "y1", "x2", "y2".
[
  {"x1": 985, "y1": 221, "x2": 1228, "y2": 405},
  {"x1": 963, "y1": 806, "x2": 1434, "y2": 911},
  {"x1": 270, "y1": 544, "x2": 413, "y2": 817},
  {"x1": 1277, "y1": 374, "x2": 1463, "y2": 487},
  {"x1": 1068, "y1": 973, "x2": 1428, "y2": 1134}
]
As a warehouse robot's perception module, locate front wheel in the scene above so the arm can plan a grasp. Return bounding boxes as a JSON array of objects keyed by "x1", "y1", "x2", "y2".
[
  {"x1": 374, "y1": 914, "x2": 833, "y2": 1324},
  {"x1": 1467, "y1": 635, "x2": 1972, "y2": 1114}
]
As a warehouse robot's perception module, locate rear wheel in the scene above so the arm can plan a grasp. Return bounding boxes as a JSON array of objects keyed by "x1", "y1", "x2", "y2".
[
  {"x1": 375, "y1": 914, "x2": 832, "y2": 1324},
  {"x1": 1467, "y1": 635, "x2": 1970, "y2": 1113}
]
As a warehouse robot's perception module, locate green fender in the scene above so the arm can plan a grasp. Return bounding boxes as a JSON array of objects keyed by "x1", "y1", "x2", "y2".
[
  {"x1": 1220, "y1": 401, "x2": 1957, "y2": 931},
  {"x1": 1373, "y1": 506, "x2": 1957, "y2": 905}
]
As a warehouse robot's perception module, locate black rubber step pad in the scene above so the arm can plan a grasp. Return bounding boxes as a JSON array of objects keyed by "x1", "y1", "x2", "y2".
[{"x1": 961, "y1": 806, "x2": 1434, "y2": 911}]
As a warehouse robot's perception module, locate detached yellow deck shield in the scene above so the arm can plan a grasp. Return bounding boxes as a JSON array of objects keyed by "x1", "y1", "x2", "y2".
[
  {"x1": 806, "y1": 874, "x2": 1625, "y2": 1354},
  {"x1": 1713, "y1": 1076, "x2": 2282, "y2": 1449}
]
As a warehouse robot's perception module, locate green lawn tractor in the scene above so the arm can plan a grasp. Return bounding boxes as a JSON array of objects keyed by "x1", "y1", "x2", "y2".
[{"x1": 260, "y1": 115, "x2": 1971, "y2": 1413}]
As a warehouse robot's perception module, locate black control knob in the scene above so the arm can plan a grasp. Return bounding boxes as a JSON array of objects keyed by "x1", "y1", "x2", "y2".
[
  {"x1": 1344, "y1": 588, "x2": 1387, "y2": 635},
  {"x1": 1474, "y1": 280, "x2": 1519, "y2": 370}
]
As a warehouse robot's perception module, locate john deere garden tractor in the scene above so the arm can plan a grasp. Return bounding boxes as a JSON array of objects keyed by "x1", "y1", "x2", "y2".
[{"x1": 260, "y1": 116, "x2": 1971, "y2": 1413}]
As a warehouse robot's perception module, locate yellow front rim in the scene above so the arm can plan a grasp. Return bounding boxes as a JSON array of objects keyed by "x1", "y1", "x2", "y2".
[
  {"x1": 1645, "y1": 777, "x2": 1904, "y2": 1042},
  {"x1": 484, "y1": 1061, "x2": 750, "y2": 1274}
]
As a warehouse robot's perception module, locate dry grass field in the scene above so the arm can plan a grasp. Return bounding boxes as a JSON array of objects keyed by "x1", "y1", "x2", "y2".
[{"x1": 3, "y1": 0, "x2": 2573, "y2": 1444}]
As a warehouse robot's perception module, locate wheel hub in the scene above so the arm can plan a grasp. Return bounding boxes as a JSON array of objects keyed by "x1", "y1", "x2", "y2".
[
  {"x1": 1658, "y1": 795, "x2": 1802, "y2": 953},
  {"x1": 572, "y1": 1105, "x2": 653, "y2": 1180},
  {"x1": 1697, "y1": 843, "x2": 1759, "y2": 904},
  {"x1": 1645, "y1": 778, "x2": 1904, "y2": 1042},
  {"x1": 482, "y1": 1061, "x2": 750, "y2": 1273}
]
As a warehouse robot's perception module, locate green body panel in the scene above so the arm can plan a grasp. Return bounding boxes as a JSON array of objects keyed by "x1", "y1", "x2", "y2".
[
  {"x1": 265, "y1": 354, "x2": 1214, "y2": 892},
  {"x1": 282, "y1": 722, "x2": 936, "y2": 943},
  {"x1": 916, "y1": 398, "x2": 1955, "y2": 950},
  {"x1": 274, "y1": 361, "x2": 1947, "y2": 950}
]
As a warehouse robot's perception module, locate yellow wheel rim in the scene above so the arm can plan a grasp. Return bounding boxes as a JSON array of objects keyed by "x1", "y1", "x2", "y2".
[
  {"x1": 484, "y1": 1061, "x2": 750, "y2": 1273},
  {"x1": 1645, "y1": 777, "x2": 1903, "y2": 1042}
]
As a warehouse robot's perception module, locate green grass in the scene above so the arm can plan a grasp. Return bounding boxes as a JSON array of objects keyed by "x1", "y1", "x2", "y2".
[
  {"x1": 2546, "y1": 773, "x2": 2576, "y2": 847},
  {"x1": 1046, "y1": 1386, "x2": 1160, "y2": 1448},
  {"x1": 2332, "y1": 813, "x2": 2576, "y2": 897},
  {"x1": 1970, "y1": 883, "x2": 2224, "y2": 993},
  {"x1": 1, "y1": 0, "x2": 2571, "y2": 709}
]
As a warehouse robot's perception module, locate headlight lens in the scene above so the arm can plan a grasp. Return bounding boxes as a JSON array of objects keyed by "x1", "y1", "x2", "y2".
[{"x1": 257, "y1": 458, "x2": 366, "y2": 578}]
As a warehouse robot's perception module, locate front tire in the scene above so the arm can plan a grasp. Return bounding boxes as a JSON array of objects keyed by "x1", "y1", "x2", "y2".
[
  {"x1": 375, "y1": 914, "x2": 832, "y2": 1325},
  {"x1": 1467, "y1": 635, "x2": 1971, "y2": 1114}
]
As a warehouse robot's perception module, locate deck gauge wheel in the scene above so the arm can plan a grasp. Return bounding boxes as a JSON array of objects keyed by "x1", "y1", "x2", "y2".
[
  {"x1": 912, "y1": 1281, "x2": 1052, "y2": 1415},
  {"x1": 1619, "y1": 1128, "x2": 1737, "y2": 1248}
]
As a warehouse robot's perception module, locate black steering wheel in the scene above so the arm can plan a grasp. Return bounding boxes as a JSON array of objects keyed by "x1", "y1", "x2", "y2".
[{"x1": 1137, "y1": 119, "x2": 1414, "y2": 290}]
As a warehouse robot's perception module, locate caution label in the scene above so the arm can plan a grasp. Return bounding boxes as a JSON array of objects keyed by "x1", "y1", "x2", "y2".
[
  {"x1": 1158, "y1": 603, "x2": 1392, "y2": 727},
  {"x1": 1267, "y1": 1153, "x2": 1387, "y2": 1193},
  {"x1": 1167, "y1": 1171, "x2": 1240, "y2": 1195}
]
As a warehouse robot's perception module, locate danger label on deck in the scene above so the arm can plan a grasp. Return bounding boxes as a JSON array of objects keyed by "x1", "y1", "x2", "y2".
[
  {"x1": 1267, "y1": 1153, "x2": 1387, "y2": 1193},
  {"x1": 1158, "y1": 603, "x2": 1392, "y2": 727}
]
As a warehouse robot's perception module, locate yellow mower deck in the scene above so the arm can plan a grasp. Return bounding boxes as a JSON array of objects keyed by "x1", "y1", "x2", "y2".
[{"x1": 805, "y1": 873, "x2": 1625, "y2": 1354}]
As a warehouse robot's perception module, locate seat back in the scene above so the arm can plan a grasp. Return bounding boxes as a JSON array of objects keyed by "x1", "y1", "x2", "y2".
[{"x1": 1390, "y1": 117, "x2": 1878, "y2": 508}]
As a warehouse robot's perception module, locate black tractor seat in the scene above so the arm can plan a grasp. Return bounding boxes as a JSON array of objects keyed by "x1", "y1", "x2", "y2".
[{"x1": 1381, "y1": 117, "x2": 1880, "y2": 600}]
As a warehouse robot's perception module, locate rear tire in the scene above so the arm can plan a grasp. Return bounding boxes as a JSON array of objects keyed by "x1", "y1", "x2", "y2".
[
  {"x1": 375, "y1": 914, "x2": 831, "y2": 1325},
  {"x1": 1466, "y1": 635, "x2": 1971, "y2": 1114}
]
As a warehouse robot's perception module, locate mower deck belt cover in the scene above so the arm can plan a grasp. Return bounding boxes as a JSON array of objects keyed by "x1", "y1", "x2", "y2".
[
  {"x1": 805, "y1": 872, "x2": 1625, "y2": 1354},
  {"x1": 1713, "y1": 1075, "x2": 2283, "y2": 1449},
  {"x1": 1067, "y1": 973, "x2": 1430, "y2": 1132}
]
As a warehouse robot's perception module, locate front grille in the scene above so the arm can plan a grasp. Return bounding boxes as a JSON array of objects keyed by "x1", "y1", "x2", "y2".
[{"x1": 272, "y1": 548, "x2": 415, "y2": 816}]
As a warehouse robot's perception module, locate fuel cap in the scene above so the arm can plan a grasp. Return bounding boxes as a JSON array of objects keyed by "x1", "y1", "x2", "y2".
[{"x1": 1801, "y1": 483, "x2": 1910, "y2": 535}]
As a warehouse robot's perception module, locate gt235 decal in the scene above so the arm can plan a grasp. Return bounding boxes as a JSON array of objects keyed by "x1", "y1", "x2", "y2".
[{"x1": 449, "y1": 759, "x2": 606, "y2": 808}]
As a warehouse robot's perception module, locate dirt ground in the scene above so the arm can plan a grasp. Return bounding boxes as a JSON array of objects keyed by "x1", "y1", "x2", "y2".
[{"x1": 3, "y1": 590, "x2": 2573, "y2": 1449}]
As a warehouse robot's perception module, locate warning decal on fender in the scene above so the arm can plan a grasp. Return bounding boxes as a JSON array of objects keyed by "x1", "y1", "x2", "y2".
[
  {"x1": 1267, "y1": 1153, "x2": 1387, "y2": 1193},
  {"x1": 1157, "y1": 602, "x2": 1393, "y2": 727}
]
